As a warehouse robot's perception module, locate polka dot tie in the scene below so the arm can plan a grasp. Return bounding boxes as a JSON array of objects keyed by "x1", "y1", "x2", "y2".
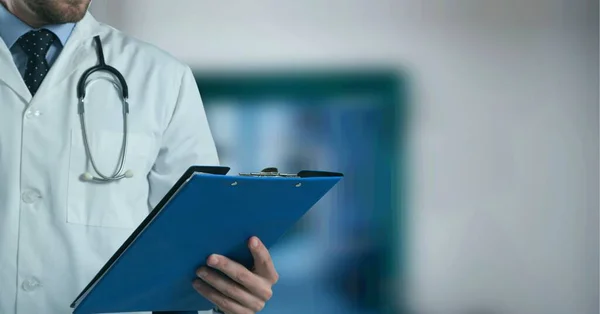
[{"x1": 16, "y1": 29, "x2": 57, "y2": 96}]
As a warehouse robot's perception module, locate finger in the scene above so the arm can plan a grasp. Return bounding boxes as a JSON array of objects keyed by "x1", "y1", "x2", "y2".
[
  {"x1": 205, "y1": 254, "x2": 273, "y2": 301},
  {"x1": 248, "y1": 237, "x2": 279, "y2": 284},
  {"x1": 193, "y1": 279, "x2": 253, "y2": 314},
  {"x1": 197, "y1": 267, "x2": 266, "y2": 312}
]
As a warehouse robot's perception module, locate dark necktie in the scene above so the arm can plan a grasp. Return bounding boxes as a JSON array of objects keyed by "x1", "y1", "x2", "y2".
[{"x1": 16, "y1": 29, "x2": 57, "y2": 96}]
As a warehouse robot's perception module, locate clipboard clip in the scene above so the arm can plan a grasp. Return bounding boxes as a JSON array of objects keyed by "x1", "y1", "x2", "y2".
[{"x1": 239, "y1": 167, "x2": 299, "y2": 178}]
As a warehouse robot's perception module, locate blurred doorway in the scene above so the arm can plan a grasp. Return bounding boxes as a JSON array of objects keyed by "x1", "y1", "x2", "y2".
[{"x1": 195, "y1": 69, "x2": 406, "y2": 314}]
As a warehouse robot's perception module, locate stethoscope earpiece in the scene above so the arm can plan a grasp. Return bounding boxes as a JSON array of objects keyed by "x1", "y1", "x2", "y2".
[
  {"x1": 80, "y1": 170, "x2": 134, "y2": 183},
  {"x1": 81, "y1": 172, "x2": 94, "y2": 182}
]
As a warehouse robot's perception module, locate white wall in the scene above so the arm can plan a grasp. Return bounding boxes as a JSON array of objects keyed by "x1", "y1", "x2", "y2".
[{"x1": 89, "y1": 1, "x2": 599, "y2": 313}]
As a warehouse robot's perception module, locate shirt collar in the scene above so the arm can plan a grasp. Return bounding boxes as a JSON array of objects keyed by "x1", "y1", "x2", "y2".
[{"x1": 0, "y1": 4, "x2": 76, "y2": 49}]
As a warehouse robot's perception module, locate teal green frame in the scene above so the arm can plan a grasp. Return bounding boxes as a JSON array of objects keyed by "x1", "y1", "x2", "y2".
[{"x1": 194, "y1": 69, "x2": 407, "y2": 313}]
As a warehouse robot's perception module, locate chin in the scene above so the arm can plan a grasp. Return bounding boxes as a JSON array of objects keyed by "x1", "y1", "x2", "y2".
[{"x1": 27, "y1": 0, "x2": 91, "y2": 24}]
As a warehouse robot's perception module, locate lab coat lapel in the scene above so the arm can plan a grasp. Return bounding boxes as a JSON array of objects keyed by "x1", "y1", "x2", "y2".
[
  {"x1": 0, "y1": 36, "x2": 32, "y2": 103},
  {"x1": 33, "y1": 12, "x2": 102, "y2": 99}
]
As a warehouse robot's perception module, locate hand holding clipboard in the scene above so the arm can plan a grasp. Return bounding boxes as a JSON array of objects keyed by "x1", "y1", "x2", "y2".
[
  {"x1": 194, "y1": 236, "x2": 279, "y2": 314},
  {"x1": 71, "y1": 166, "x2": 343, "y2": 314}
]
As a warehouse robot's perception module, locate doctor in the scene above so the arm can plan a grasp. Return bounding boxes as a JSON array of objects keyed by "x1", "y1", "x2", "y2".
[{"x1": 0, "y1": 0, "x2": 278, "y2": 314}]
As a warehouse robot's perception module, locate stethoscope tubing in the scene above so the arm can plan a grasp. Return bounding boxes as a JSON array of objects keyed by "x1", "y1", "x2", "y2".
[{"x1": 77, "y1": 35, "x2": 133, "y2": 183}]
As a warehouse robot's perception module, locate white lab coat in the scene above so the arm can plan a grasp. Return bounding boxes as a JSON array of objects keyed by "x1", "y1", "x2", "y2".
[{"x1": 0, "y1": 12, "x2": 219, "y2": 314}]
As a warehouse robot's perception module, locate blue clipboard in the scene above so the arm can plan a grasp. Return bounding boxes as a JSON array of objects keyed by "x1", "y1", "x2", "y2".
[{"x1": 70, "y1": 166, "x2": 343, "y2": 313}]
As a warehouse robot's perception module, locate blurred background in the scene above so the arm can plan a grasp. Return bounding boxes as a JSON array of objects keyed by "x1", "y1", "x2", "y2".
[{"x1": 90, "y1": 1, "x2": 598, "y2": 314}]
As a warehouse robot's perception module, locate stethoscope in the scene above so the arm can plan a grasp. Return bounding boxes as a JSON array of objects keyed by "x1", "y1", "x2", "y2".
[{"x1": 77, "y1": 35, "x2": 133, "y2": 183}]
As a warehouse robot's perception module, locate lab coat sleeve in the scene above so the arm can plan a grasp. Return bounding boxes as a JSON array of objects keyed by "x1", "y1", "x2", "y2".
[
  {"x1": 147, "y1": 67, "x2": 222, "y2": 314},
  {"x1": 147, "y1": 66, "x2": 220, "y2": 209}
]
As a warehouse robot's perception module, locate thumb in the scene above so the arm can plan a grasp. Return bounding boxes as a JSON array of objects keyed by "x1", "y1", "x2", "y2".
[{"x1": 249, "y1": 237, "x2": 278, "y2": 284}]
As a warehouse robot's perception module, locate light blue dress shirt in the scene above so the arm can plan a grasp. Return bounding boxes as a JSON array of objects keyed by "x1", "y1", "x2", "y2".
[{"x1": 0, "y1": 4, "x2": 75, "y2": 78}]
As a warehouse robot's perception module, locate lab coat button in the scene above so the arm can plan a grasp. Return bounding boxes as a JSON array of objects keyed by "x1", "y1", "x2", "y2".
[
  {"x1": 21, "y1": 190, "x2": 41, "y2": 204},
  {"x1": 24, "y1": 110, "x2": 41, "y2": 119},
  {"x1": 22, "y1": 278, "x2": 41, "y2": 291}
]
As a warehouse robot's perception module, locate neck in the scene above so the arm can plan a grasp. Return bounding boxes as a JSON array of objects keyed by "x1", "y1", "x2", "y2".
[{"x1": 1, "y1": 0, "x2": 47, "y2": 28}]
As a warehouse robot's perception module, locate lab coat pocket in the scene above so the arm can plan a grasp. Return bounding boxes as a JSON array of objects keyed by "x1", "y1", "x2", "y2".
[{"x1": 67, "y1": 129, "x2": 156, "y2": 229}]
